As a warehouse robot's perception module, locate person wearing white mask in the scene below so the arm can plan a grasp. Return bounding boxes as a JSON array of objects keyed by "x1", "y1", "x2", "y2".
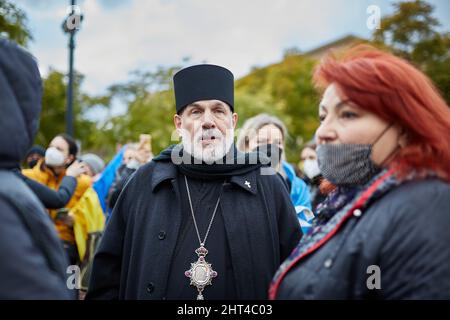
[
  {"x1": 299, "y1": 140, "x2": 326, "y2": 211},
  {"x1": 22, "y1": 133, "x2": 92, "y2": 265},
  {"x1": 107, "y1": 144, "x2": 142, "y2": 210}
]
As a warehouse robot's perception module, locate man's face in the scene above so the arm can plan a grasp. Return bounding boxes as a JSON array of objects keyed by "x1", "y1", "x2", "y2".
[{"x1": 174, "y1": 100, "x2": 238, "y2": 163}]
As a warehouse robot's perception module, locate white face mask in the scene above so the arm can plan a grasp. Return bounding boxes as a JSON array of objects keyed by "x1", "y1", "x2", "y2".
[
  {"x1": 126, "y1": 159, "x2": 141, "y2": 170},
  {"x1": 303, "y1": 159, "x2": 321, "y2": 179},
  {"x1": 45, "y1": 147, "x2": 65, "y2": 167}
]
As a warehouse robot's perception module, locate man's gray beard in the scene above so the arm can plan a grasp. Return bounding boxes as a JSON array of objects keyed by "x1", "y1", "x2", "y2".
[{"x1": 182, "y1": 130, "x2": 234, "y2": 164}]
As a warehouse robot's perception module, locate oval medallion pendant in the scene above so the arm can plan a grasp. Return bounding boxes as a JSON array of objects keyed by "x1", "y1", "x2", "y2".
[{"x1": 184, "y1": 246, "x2": 218, "y2": 300}]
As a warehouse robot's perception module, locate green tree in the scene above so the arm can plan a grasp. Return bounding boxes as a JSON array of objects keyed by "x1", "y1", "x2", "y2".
[
  {"x1": 91, "y1": 64, "x2": 184, "y2": 158},
  {"x1": 35, "y1": 70, "x2": 67, "y2": 146},
  {"x1": 373, "y1": 0, "x2": 450, "y2": 104},
  {"x1": 236, "y1": 54, "x2": 319, "y2": 162},
  {"x1": 0, "y1": 0, "x2": 32, "y2": 46},
  {"x1": 36, "y1": 69, "x2": 108, "y2": 156}
]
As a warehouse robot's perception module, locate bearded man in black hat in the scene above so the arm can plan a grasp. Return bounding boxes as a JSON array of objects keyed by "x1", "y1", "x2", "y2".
[{"x1": 87, "y1": 64, "x2": 301, "y2": 300}]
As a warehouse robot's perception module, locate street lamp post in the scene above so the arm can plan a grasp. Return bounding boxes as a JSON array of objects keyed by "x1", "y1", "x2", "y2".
[{"x1": 62, "y1": 0, "x2": 82, "y2": 137}]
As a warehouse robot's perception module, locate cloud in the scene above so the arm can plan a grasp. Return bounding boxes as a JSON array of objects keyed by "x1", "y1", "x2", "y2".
[
  {"x1": 18, "y1": 0, "x2": 450, "y2": 98},
  {"x1": 21, "y1": 0, "x2": 351, "y2": 95},
  {"x1": 78, "y1": 0, "x2": 352, "y2": 94}
]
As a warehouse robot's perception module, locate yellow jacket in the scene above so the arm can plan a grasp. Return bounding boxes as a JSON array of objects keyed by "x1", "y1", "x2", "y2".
[
  {"x1": 71, "y1": 186, "x2": 105, "y2": 261},
  {"x1": 22, "y1": 159, "x2": 92, "y2": 243}
]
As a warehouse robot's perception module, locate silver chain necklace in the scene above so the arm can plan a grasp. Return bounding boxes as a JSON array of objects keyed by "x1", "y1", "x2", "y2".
[{"x1": 183, "y1": 175, "x2": 223, "y2": 300}]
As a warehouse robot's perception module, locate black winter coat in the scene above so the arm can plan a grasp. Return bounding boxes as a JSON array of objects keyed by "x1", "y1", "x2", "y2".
[
  {"x1": 273, "y1": 178, "x2": 450, "y2": 299},
  {"x1": 0, "y1": 39, "x2": 73, "y2": 299},
  {"x1": 87, "y1": 160, "x2": 301, "y2": 299}
]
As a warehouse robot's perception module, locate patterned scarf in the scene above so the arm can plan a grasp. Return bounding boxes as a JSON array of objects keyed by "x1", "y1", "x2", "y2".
[{"x1": 313, "y1": 185, "x2": 362, "y2": 227}]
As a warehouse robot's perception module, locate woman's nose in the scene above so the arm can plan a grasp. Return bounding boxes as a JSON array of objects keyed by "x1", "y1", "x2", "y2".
[{"x1": 315, "y1": 120, "x2": 337, "y2": 144}]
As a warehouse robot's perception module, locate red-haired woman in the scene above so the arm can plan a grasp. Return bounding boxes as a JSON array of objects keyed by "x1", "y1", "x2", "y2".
[{"x1": 269, "y1": 45, "x2": 450, "y2": 299}]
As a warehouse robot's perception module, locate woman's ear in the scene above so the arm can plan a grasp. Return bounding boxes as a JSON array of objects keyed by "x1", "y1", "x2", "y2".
[{"x1": 66, "y1": 154, "x2": 75, "y2": 165}]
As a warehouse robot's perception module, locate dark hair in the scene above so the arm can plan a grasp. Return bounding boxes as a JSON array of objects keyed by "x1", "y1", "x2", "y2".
[
  {"x1": 26, "y1": 145, "x2": 46, "y2": 158},
  {"x1": 56, "y1": 133, "x2": 78, "y2": 157}
]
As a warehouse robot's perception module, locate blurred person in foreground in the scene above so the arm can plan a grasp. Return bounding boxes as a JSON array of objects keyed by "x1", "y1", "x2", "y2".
[
  {"x1": 270, "y1": 45, "x2": 450, "y2": 300},
  {"x1": 0, "y1": 39, "x2": 73, "y2": 299}
]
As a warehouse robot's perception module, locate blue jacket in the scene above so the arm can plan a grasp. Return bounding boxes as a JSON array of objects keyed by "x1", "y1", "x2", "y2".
[
  {"x1": 282, "y1": 161, "x2": 313, "y2": 234},
  {"x1": 93, "y1": 147, "x2": 125, "y2": 215}
]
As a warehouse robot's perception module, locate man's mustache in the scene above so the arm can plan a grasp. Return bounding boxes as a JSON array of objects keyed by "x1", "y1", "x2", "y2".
[{"x1": 195, "y1": 130, "x2": 223, "y2": 142}]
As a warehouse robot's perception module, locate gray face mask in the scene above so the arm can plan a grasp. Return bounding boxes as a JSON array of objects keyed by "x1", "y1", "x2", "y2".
[
  {"x1": 317, "y1": 144, "x2": 380, "y2": 186},
  {"x1": 317, "y1": 125, "x2": 394, "y2": 186}
]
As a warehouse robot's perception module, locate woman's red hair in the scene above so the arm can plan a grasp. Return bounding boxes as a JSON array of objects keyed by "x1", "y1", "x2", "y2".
[{"x1": 314, "y1": 45, "x2": 450, "y2": 181}]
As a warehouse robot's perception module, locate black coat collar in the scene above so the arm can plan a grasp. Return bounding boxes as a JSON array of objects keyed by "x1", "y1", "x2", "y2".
[{"x1": 150, "y1": 161, "x2": 259, "y2": 195}]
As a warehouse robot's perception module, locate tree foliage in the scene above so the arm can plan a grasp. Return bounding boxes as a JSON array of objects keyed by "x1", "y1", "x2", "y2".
[
  {"x1": 36, "y1": 69, "x2": 109, "y2": 157},
  {"x1": 235, "y1": 55, "x2": 319, "y2": 161},
  {"x1": 373, "y1": 0, "x2": 450, "y2": 103},
  {"x1": 0, "y1": 0, "x2": 32, "y2": 46}
]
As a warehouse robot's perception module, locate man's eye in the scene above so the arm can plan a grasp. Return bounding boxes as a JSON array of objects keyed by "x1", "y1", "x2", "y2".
[{"x1": 319, "y1": 114, "x2": 326, "y2": 122}]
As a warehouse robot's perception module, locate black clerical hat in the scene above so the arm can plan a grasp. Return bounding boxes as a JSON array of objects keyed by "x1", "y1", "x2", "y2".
[{"x1": 173, "y1": 64, "x2": 234, "y2": 113}]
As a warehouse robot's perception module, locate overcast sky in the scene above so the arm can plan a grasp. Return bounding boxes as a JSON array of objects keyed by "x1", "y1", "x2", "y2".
[{"x1": 16, "y1": 0, "x2": 450, "y2": 99}]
